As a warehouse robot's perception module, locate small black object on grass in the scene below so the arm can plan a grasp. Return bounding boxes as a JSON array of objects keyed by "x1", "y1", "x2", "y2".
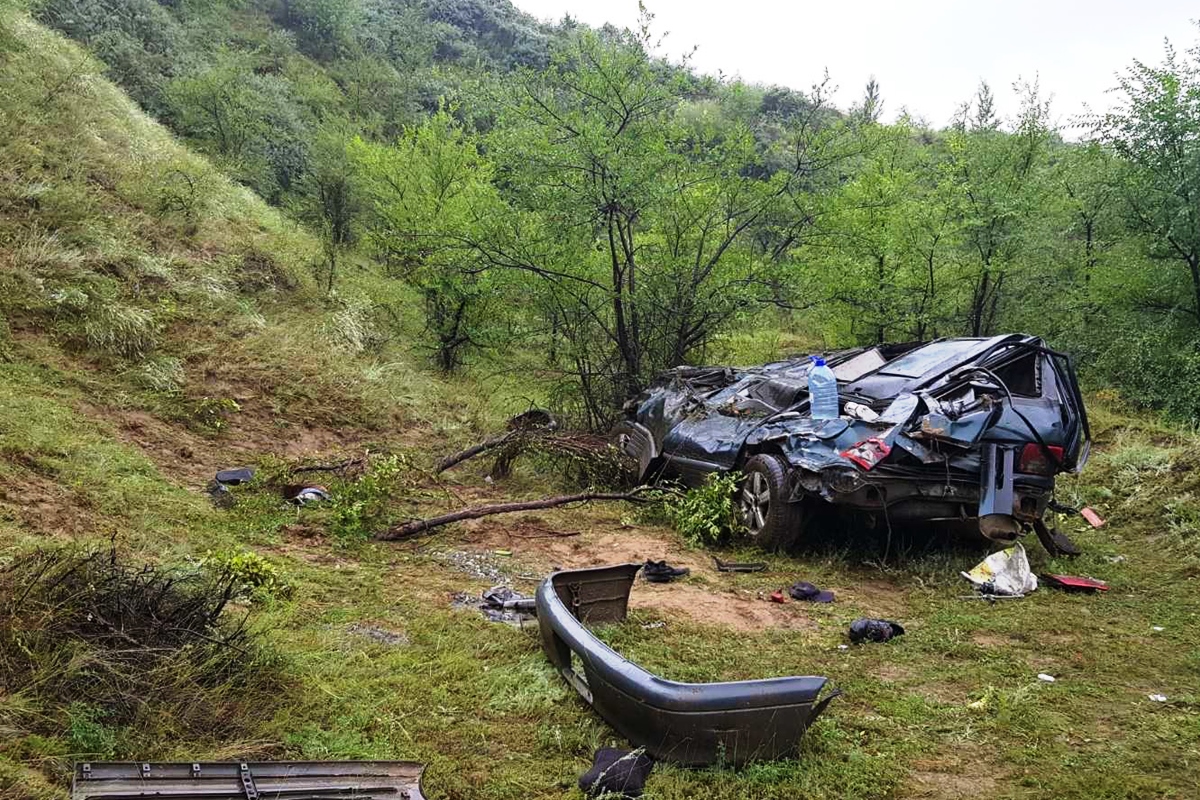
[
  {"x1": 849, "y1": 618, "x2": 905, "y2": 644},
  {"x1": 713, "y1": 556, "x2": 767, "y2": 573},
  {"x1": 579, "y1": 748, "x2": 655, "y2": 799},
  {"x1": 789, "y1": 581, "x2": 835, "y2": 603},
  {"x1": 642, "y1": 560, "x2": 690, "y2": 583}
]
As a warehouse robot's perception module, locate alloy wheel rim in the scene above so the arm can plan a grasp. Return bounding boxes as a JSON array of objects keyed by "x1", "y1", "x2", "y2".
[{"x1": 741, "y1": 471, "x2": 770, "y2": 535}]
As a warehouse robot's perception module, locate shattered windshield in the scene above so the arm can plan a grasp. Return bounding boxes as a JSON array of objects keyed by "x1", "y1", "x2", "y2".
[{"x1": 877, "y1": 339, "x2": 984, "y2": 378}]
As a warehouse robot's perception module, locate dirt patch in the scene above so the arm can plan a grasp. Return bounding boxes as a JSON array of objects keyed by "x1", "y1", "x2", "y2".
[
  {"x1": 446, "y1": 518, "x2": 819, "y2": 631},
  {"x1": 906, "y1": 754, "x2": 1004, "y2": 799},
  {"x1": 0, "y1": 470, "x2": 91, "y2": 537},
  {"x1": 829, "y1": 577, "x2": 910, "y2": 619},
  {"x1": 972, "y1": 633, "x2": 1018, "y2": 649},
  {"x1": 629, "y1": 582, "x2": 818, "y2": 632},
  {"x1": 78, "y1": 401, "x2": 379, "y2": 490},
  {"x1": 456, "y1": 518, "x2": 700, "y2": 573}
]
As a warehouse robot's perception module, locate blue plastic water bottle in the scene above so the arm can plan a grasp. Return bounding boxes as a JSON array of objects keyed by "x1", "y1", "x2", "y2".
[{"x1": 808, "y1": 356, "x2": 840, "y2": 419}]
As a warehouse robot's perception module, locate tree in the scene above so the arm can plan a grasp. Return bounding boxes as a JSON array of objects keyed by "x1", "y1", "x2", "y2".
[
  {"x1": 476, "y1": 20, "x2": 850, "y2": 425},
  {"x1": 352, "y1": 110, "x2": 504, "y2": 371},
  {"x1": 1093, "y1": 27, "x2": 1200, "y2": 322},
  {"x1": 945, "y1": 79, "x2": 1052, "y2": 335},
  {"x1": 298, "y1": 121, "x2": 359, "y2": 294}
]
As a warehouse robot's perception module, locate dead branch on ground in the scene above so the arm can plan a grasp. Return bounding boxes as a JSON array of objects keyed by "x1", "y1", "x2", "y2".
[{"x1": 378, "y1": 487, "x2": 662, "y2": 541}]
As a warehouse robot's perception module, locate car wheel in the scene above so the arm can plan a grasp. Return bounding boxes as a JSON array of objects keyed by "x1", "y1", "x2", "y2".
[{"x1": 740, "y1": 454, "x2": 805, "y2": 552}]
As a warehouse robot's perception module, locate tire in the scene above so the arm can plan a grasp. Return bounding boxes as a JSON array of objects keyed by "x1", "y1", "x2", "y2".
[{"x1": 740, "y1": 454, "x2": 806, "y2": 552}]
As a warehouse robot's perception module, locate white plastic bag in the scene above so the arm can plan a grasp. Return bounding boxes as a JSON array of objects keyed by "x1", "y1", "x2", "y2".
[{"x1": 961, "y1": 543, "x2": 1038, "y2": 596}]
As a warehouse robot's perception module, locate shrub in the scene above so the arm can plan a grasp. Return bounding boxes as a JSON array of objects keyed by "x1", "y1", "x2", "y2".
[
  {"x1": 0, "y1": 546, "x2": 289, "y2": 758},
  {"x1": 665, "y1": 471, "x2": 745, "y2": 547},
  {"x1": 328, "y1": 453, "x2": 416, "y2": 541},
  {"x1": 128, "y1": 354, "x2": 185, "y2": 393},
  {"x1": 202, "y1": 548, "x2": 293, "y2": 603},
  {"x1": 183, "y1": 396, "x2": 240, "y2": 434},
  {"x1": 49, "y1": 286, "x2": 158, "y2": 360}
]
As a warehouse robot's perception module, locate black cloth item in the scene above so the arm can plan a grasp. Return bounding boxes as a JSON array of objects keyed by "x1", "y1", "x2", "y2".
[
  {"x1": 848, "y1": 617, "x2": 905, "y2": 644},
  {"x1": 789, "y1": 581, "x2": 835, "y2": 603},
  {"x1": 579, "y1": 748, "x2": 655, "y2": 798},
  {"x1": 642, "y1": 560, "x2": 690, "y2": 583}
]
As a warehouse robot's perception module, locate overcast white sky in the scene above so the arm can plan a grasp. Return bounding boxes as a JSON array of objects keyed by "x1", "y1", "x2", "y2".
[{"x1": 512, "y1": 0, "x2": 1196, "y2": 131}]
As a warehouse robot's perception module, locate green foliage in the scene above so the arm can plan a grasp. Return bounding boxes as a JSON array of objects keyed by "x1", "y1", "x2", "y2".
[
  {"x1": 66, "y1": 703, "x2": 120, "y2": 758},
  {"x1": 352, "y1": 109, "x2": 505, "y2": 371},
  {"x1": 183, "y1": 396, "x2": 240, "y2": 434},
  {"x1": 285, "y1": 0, "x2": 362, "y2": 58},
  {"x1": 666, "y1": 472, "x2": 745, "y2": 547},
  {"x1": 203, "y1": 549, "x2": 294, "y2": 603},
  {"x1": 0, "y1": 546, "x2": 290, "y2": 762},
  {"x1": 328, "y1": 453, "x2": 416, "y2": 541}
]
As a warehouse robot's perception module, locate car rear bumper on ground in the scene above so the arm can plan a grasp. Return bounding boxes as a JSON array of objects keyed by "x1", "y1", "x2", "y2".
[{"x1": 536, "y1": 563, "x2": 839, "y2": 766}]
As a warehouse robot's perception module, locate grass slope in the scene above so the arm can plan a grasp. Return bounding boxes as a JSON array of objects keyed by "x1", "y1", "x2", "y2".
[{"x1": 1, "y1": 11, "x2": 1199, "y2": 800}]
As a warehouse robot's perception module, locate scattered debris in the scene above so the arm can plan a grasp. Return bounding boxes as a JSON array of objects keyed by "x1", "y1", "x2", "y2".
[
  {"x1": 1148, "y1": 693, "x2": 1167, "y2": 702},
  {"x1": 345, "y1": 623, "x2": 409, "y2": 647},
  {"x1": 205, "y1": 480, "x2": 235, "y2": 509},
  {"x1": 713, "y1": 556, "x2": 767, "y2": 573},
  {"x1": 1152, "y1": 626, "x2": 1165, "y2": 632},
  {"x1": 538, "y1": 563, "x2": 838, "y2": 765},
  {"x1": 494, "y1": 548, "x2": 513, "y2": 557},
  {"x1": 769, "y1": 589, "x2": 787, "y2": 603},
  {"x1": 837, "y1": 644, "x2": 850, "y2": 651},
  {"x1": 843, "y1": 401, "x2": 880, "y2": 422},
  {"x1": 848, "y1": 618, "x2": 905, "y2": 644},
  {"x1": 288, "y1": 485, "x2": 330, "y2": 505},
  {"x1": 1034, "y1": 519, "x2": 1082, "y2": 557},
  {"x1": 1037, "y1": 673, "x2": 1056, "y2": 682},
  {"x1": 206, "y1": 466, "x2": 255, "y2": 508},
  {"x1": 1080, "y1": 507, "x2": 1106, "y2": 528},
  {"x1": 453, "y1": 585, "x2": 536, "y2": 627},
  {"x1": 643, "y1": 560, "x2": 689, "y2": 583},
  {"x1": 789, "y1": 581, "x2": 834, "y2": 603},
  {"x1": 1041, "y1": 574, "x2": 1109, "y2": 592},
  {"x1": 840, "y1": 436, "x2": 893, "y2": 470},
  {"x1": 1106, "y1": 555, "x2": 1127, "y2": 564},
  {"x1": 433, "y1": 550, "x2": 510, "y2": 583},
  {"x1": 579, "y1": 748, "x2": 655, "y2": 799},
  {"x1": 215, "y1": 467, "x2": 254, "y2": 485},
  {"x1": 641, "y1": 621, "x2": 666, "y2": 630},
  {"x1": 69, "y1": 761, "x2": 427, "y2": 800},
  {"x1": 962, "y1": 543, "x2": 1038, "y2": 597}
]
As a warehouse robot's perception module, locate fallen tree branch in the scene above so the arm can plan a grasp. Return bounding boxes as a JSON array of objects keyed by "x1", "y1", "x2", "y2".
[
  {"x1": 435, "y1": 432, "x2": 519, "y2": 474},
  {"x1": 291, "y1": 457, "x2": 366, "y2": 475},
  {"x1": 378, "y1": 488, "x2": 658, "y2": 541}
]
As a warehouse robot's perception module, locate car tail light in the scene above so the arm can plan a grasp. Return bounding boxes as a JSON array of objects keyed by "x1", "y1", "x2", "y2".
[{"x1": 1018, "y1": 443, "x2": 1063, "y2": 476}]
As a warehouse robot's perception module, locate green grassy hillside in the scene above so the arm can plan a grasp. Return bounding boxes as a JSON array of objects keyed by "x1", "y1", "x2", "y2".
[{"x1": 2, "y1": 10, "x2": 1200, "y2": 800}]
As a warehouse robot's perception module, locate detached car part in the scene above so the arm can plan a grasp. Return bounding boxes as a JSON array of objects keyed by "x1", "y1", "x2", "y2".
[
  {"x1": 536, "y1": 564, "x2": 838, "y2": 766},
  {"x1": 71, "y1": 761, "x2": 427, "y2": 800}
]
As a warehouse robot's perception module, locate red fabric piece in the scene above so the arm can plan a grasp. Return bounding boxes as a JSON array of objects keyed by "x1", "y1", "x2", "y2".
[
  {"x1": 1043, "y1": 574, "x2": 1109, "y2": 591},
  {"x1": 840, "y1": 438, "x2": 892, "y2": 470}
]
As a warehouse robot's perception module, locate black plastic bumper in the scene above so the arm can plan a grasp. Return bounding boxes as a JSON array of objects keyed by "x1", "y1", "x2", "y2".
[{"x1": 536, "y1": 563, "x2": 838, "y2": 766}]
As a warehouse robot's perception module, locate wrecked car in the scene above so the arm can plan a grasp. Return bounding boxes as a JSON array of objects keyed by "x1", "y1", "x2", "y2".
[
  {"x1": 614, "y1": 335, "x2": 1090, "y2": 550},
  {"x1": 536, "y1": 563, "x2": 838, "y2": 765}
]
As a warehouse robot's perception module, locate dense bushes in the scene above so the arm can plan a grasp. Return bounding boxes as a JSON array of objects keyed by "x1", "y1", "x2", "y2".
[{"x1": 0, "y1": 546, "x2": 289, "y2": 759}]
